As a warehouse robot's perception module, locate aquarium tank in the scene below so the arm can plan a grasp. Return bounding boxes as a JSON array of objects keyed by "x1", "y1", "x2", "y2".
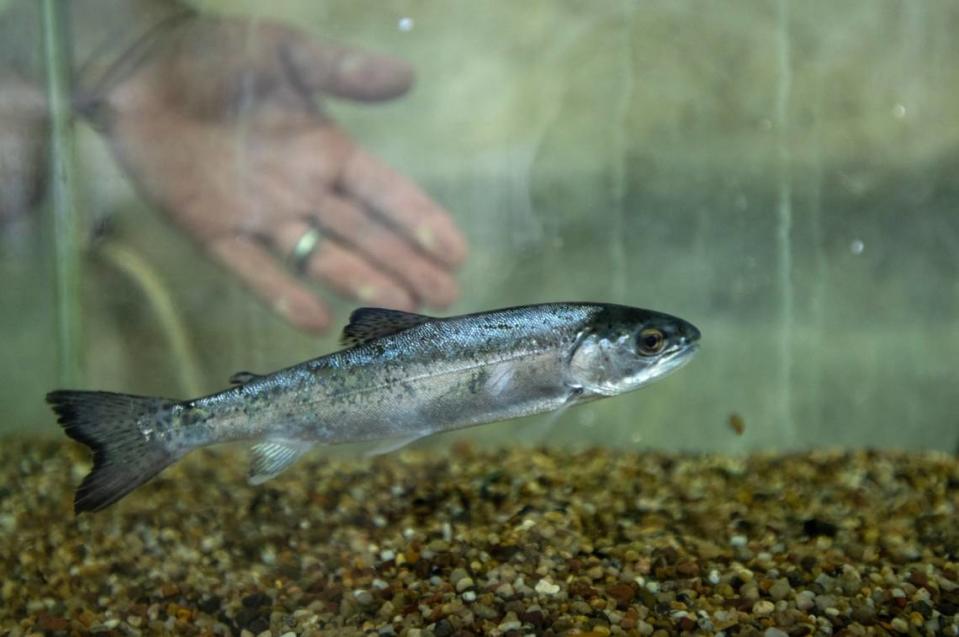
[{"x1": 1, "y1": 1, "x2": 957, "y2": 635}]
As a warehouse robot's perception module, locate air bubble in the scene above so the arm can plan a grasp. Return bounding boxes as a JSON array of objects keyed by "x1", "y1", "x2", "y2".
[
  {"x1": 850, "y1": 239, "x2": 864, "y2": 255},
  {"x1": 398, "y1": 17, "x2": 414, "y2": 32}
]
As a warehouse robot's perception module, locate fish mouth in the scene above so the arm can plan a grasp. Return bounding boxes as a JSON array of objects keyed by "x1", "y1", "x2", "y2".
[
  {"x1": 657, "y1": 342, "x2": 699, "y2": 374},
  {"x1": 667, "y1": 340, "x2": 699, "y2": 359}
]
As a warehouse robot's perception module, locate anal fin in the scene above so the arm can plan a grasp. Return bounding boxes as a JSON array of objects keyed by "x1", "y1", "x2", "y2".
[
  {"x1": 249, "y1": 440, "x2": 313, "y2": 485},
  {"x1": 364, "y1": 433, "x2": 428, "y2": 457}
]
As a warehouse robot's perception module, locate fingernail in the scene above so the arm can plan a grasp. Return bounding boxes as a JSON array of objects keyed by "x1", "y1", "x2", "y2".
[
  {"x1": 337, "y1": 52, "x2": 367, "y2": 78},
  {"x1": 355, "y1": 284, "x2": 380, "y2": 302},
  {"x1": 415, "y1": 224, "x2": 436, "y2": 251},
  {"x1": 273, "y1": 296, "x2": 291, "y2": 317}
]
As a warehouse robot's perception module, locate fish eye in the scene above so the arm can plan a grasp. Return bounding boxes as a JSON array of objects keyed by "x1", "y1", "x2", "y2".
[{"x1": 637, "y1": 328, "x2": 666, "y2": 356}]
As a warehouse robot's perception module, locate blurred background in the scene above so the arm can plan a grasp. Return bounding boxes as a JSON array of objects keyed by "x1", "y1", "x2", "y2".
[{"x1": 1, "y1": 0, "x2": 957, "y2": 452}]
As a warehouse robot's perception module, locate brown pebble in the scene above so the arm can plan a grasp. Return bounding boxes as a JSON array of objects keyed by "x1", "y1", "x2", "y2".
[
  {"x1": 677, "y1": 615, "x2": 697, "y2": 631},
  {"x1": 909, "y1": 571, "x2": 929, "y2": 589},
  {"x1": 36, "y1": 613, "x2": 69, "y2": 631},
  {"x1": 520, "y1": 608, "x2": 546, "y2": 628},
  {"x1": 676, "y1": 561, "x2": 700, "y2": 577},
  {"x1": 160, "y1": 582, "x2": 180, "y2": 598},
  {"x1": 607, "y1": 582, "x2": 637, "y2": 607}
]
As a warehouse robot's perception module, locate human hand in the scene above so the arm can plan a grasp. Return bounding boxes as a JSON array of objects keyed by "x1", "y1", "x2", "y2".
[
  {"x1": 0, "y1": 71, "x2": 47, "y2": 223},
  {"x1": 87, "y1": 16, "x2": 467, "y2": 332}
]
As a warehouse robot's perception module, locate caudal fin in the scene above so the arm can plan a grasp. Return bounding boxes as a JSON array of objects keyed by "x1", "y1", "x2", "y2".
[{"x1": 47, "y1": 390, "x2": 184, "y2": 513}]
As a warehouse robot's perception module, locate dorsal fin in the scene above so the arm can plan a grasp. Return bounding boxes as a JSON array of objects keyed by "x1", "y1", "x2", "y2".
[{"x1": 340, "y1": 307, "x2": 432, "y2": 347}]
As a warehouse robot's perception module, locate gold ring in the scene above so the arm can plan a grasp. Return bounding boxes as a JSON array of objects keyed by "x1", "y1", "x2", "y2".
[{"x1": 290, "y1": 226, "x2": 322, "y2": 274}]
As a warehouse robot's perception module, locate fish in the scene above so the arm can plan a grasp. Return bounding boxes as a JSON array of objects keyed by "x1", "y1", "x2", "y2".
[{"x1": 47, "y1": 302, "x2": 701, "y2": 513}]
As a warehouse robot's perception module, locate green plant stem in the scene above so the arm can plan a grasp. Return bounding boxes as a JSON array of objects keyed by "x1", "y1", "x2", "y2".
[{"x1": 41, "y1": 0, "x2": 83, "y2": 387}]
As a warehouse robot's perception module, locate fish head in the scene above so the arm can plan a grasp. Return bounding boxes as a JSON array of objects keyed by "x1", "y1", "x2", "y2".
[{"x1": 568, "y1": 305, "x2": 700, "y2": 396}]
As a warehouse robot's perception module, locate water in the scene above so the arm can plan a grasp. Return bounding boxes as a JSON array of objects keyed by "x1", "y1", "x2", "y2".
[
  {"x1": 1, "y1": 1, "x2": 958, "y2": 633},
  {"x1": 4, "y1": 0, "x2": 951, "y2": 450}
]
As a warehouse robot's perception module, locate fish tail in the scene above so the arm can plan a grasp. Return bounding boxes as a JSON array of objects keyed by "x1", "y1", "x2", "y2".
[{"x1": 47, "y1": 390, "x2": 185, "y2": 513}]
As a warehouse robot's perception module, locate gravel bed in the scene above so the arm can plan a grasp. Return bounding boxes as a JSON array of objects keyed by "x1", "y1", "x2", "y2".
[{"x1": 2, "y1": 438, "x2": 958, "y2": 636}]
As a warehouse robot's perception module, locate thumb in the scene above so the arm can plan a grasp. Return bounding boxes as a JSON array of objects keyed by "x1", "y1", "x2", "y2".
[{"x1": 282, "y1": 35, "x2": 414, "y2": 102}]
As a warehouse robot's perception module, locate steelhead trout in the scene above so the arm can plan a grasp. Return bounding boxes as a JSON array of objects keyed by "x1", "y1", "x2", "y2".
[{"x1": 48, "y1": 302, "x2": 700, "y2": 512}]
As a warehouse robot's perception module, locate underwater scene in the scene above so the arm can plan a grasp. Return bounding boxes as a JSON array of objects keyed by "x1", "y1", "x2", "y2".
[{"x1": 1, "y1": 1, "x2": 958, "y2": 635}]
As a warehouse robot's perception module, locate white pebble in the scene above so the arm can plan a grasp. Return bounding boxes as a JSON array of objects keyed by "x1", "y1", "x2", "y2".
[
  {"x1": 534, "y1": 578, "x2": 560, "y2": 595},
  {"x1": 795, "y1": 589, "x2": 816, "y2": 610},
  {"x1": 498, "y1": 612, "x2": 522, "y2": 631},
  {"x1": 353, "y1": 589, "x2": 373, "y2": 605}
]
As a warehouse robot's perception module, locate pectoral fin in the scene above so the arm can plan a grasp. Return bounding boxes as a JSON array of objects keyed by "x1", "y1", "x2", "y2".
[{"x1": 248, "y1": 440, "x2": 313, "y2": 485}]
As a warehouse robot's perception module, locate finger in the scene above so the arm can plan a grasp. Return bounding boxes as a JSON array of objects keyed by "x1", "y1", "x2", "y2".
[
  {"x1": 273, "y1": 221, "x2": 417, "y2": 311},
  {"x1": 311, "y1": 194, "x2": 459, "y2": 307},
  {"x1": 282, "y1": 36, "x2": 414, "y2": 102},
  {"x1": 339, "y1": 147, "x2": 469, "y2": 267},
  {"x1": 207, "y1": 235, "x2": 331, "y2": 333}
]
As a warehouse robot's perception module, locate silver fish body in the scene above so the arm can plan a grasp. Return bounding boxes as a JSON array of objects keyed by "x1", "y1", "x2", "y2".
[{"x1": 48, "y1": 302, "x2": 700, "y2": 512}]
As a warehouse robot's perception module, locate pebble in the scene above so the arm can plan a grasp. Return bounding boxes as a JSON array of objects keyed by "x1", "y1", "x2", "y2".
[
  {"x1": 497, "y1": 612, "x2": 522, "y2": 632},
  {"x1": 494, "y1": 582, "x2": 514, "y2": 598},
  {"x1": 769, "y1": 578, "x2": 792, "y2": 601},
  {"x1": 891, "y1": 617, "x2": 910, "y2": 633},
  {"x1": 353, "y1": 590, "x2": 374, "y2": 605},
  {"x1": 796, "y1": 590, "x2": 816, "y2": 610},
  {"x1": 534, "y1": 578, "x2": 560, "y2": 595},
  {"x1": 4, "y1": 441, "x2": 959, "y2": 636}
]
